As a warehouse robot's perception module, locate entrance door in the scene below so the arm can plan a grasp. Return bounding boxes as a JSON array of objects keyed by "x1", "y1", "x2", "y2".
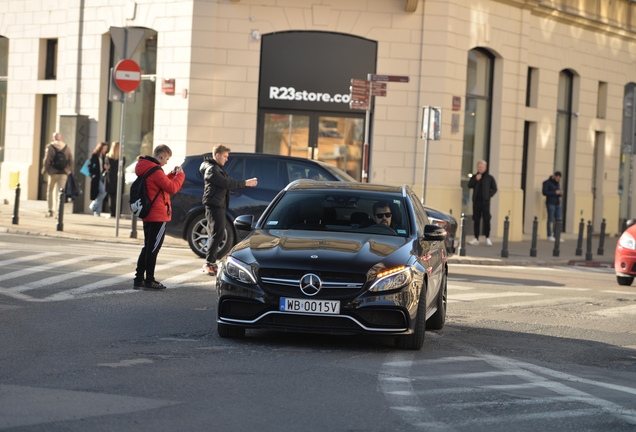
[
  {"x1": 38, "y1": 94, "x2": 57, "y2": 200},
  {"x1": 259, "y1": 111, "x2": 365, "y2": 180}
]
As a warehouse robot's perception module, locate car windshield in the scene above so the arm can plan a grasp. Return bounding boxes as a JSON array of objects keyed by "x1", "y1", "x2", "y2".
[{"x1": 262, "y1": 190, "x2": 410, "y2": 237}]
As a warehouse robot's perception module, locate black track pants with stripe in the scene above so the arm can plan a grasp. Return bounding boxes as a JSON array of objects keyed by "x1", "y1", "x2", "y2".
[{"x1": 135, "y1": 221, "x2": 166, "y2": 283}]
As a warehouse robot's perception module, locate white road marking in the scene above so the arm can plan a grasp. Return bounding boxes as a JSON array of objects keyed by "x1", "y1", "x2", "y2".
[
  {"x1": 162, "y1": 269, "x2": 212, "y2": 287},
  {"x1": 8, "y1": 258, "x2": 138, "y2": 292},
  {"x1": 448, "y1": 292, "x2": 539, "y2": 303},
  {"x1": 446, "y1": 284, "x2": 474, "y2": 291},
  {"x1": 0, "y1": 252, "x2": 61, "y2": 268},
  {"x1": 602, "y1": 290, "x2": 636, "y2": 295},
  {"x1": 490, "y1": 297, "x2": 591, "y2": 309},
  {"x1": 97, "y1": 359, "x2": 153, "y2": 368},
  {"x1": 44, "y1": 259, "x2": 193, "y2": 301},
  {"x1": 529, "y1": 285, "x2": 590, "y2": 291},
  {"x1": 0, "y1": 255, "x2": 95, "y2": 282},
  {"x1": 590, "y1": 304, "x2": 636, "y2": 317}
]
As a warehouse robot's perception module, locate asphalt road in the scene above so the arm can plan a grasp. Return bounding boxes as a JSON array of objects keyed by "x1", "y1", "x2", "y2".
[{"x1": 0, "y1": 233, "x2": 635, "y2": 431}]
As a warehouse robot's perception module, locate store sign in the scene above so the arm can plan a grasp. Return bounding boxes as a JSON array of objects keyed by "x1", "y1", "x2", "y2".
[{"x1": 259, "y1": 32, "x2": 377, "y2": 113}]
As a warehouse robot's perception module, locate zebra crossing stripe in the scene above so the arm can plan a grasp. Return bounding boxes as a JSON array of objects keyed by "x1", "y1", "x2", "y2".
[
  {"x1": 162, "y1": 269, "x2": 214, "y2": 287},
  {"x1": 0, "y1": 252, "x2": 62, "y2": 268},
  {"x1": 0, "y1": 255, "x2": 95, "y2": 283},
  {"x1": 9, "y1": 258, "x2": 138, "y2": 293},
  {"x1": 45, "y1": 259, "x2": 193, "y2": 301}
]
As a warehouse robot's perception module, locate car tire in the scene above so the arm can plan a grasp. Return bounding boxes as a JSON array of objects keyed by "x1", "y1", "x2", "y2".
[
  {"x1": 426, "y1": 272, "x2": 447, "y2": 330},
  {"x1": 617, "y1": 275, "x2": 634, "y2": 286},
  {"x1": 217, "y1": 322, "x2": 245, "y2": 338},
  {"x1": 186, "y1": 214, "x2": 235, "y2": 259},
  {"x1": 395, "y1": 280, "x2": 426, "y2": 350}
]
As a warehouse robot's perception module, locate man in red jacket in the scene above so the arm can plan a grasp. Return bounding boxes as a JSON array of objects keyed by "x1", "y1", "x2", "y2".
[{"x1": 133, "y1": 145, "x2": 185, "y2": 291}]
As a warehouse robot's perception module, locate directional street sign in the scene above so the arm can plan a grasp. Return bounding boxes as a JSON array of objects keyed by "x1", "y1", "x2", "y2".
[
  {"x1": 371, "y1": 88, "x2": 387, "y2": 97},
  {"x1": 349, "y1": 101, "x2": 370, "y2": 110},
  {"x1": 372, "y1": 82, "x2": 387, "y2": 90},
  {"x1": 113, "y1": 59, "x2": 142, "y2": 92},
  {"x1": 350, "y1": 86, "x2": 370, "y2": 95},
  {"x1": 370, "y1": 74, "x2": 410, "y2": 83},
  {"x1": 351, "y1": 78, "x2": 370, "y2": 87},
  {"x1": 351, "y1": 93, "x2": 370, "y2": 103}
]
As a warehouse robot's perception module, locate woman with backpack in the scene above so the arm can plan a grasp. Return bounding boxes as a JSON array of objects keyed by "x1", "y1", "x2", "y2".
[
  {"x1": 105, "y1": 141, "x2": 125, "y2": 219},
  {"x1": 88, "y1": 141, "x2": 109, "y2": 216}
]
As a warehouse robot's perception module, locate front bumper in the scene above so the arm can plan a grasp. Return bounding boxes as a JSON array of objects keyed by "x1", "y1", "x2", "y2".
[
  {"x1": 615, "y1": 246, "x2": 636, "y2": 276},
  {"x1": 216, "y1": 273, "x2": 421, "y2": 336}
]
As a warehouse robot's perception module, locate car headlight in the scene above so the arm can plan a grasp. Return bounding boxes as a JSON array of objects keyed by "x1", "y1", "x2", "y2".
[
  {"x1": 224, "y1": 257, "x2": 257, "y2": 284},
  {"x1": 369, "y1": 266, "x2": 412, "y2": 292},
  {"x1": 619, "y1": 232, "x2": 636, "y2": 250}
]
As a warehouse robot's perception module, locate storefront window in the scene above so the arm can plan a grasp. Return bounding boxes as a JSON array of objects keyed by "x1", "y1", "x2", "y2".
[
  {"x1": 461, "y1": 48, "x2": 494, "y2": 214},
  {"x1": 0, "y1": 36, "x2": 8, "y2": 164},
  {"x1": 555, "y1": 69, "x2": 573, "y2": 227},
  {"x1": 619, "y1": 83, "x2": 636, "y2": 223},
  {"x1": 263, "y1": 114, "x2": 310, "y2": 158},
  {"x1": 106, "y1": 28, "x2": 157, "y2": 173},
  {"x1": 317, "y1": 116, "x2": 363, "y2": 179}
]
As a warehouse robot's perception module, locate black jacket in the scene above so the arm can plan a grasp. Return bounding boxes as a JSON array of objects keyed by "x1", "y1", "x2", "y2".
[
  {"x1": 468, "y1": 171, "x2": 497, "y2": 205},
  {"x1": 89, "y1": 153, "x2": 105, "y2": 200},
  {"x1": 542, "y1": 176, "x2": 561, "y2": 206},
  {"x1": 200, "y1": 156, "x2": 246, "y2": 209}
]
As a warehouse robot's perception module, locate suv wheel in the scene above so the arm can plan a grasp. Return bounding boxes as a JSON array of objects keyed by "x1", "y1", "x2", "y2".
[{"x1": 186, "y1": 214, "x2": 235, "y2": 259}]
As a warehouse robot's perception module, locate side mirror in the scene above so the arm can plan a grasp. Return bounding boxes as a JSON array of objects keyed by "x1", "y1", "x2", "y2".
[
  {"x1": 234, "y1": 215, "x2": 254, "y2": 231},
  {"x1": 423, "y1": 224, "x2": 446, "y2": 241}
]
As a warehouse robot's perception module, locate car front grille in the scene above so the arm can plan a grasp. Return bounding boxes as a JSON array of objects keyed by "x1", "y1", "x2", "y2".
[{"x1": 258, "y1": 268, "x2": 367, "y2": 299}]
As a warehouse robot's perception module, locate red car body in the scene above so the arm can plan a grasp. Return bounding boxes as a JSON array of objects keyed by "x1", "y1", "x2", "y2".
[{"x1": 615, "y1": 222, "x2": 636, "y2": 286}]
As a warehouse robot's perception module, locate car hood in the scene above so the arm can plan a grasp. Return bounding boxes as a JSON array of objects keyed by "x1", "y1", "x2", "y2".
[{"x1": 230, "y1": 230, "x2": 415, "y2": 273}]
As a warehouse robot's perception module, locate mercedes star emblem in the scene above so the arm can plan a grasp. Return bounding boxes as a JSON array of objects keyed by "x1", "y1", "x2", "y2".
[
  {"x1": 299, "y1": 273, "x2": 322, "y2": 296},
  {"x1": 310, "y1": 255, "x2": 318, "y2": 259}
]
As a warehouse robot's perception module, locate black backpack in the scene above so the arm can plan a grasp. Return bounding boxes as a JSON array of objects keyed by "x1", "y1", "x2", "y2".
[
  {"x1": 129, "y1": 166, "x2": 163, "y2": 219},
  {"x1": 51, "y1": 144, "x2": 67, "y2": 172}
]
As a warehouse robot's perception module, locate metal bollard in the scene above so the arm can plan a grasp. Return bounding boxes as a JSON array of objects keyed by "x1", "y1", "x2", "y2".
[
  {"x1": 56, "y1": 188, "x2": 65, "y2": 232},
  {"x1": 597, "y1": 218, "x2": 606, "y2": 256},
  {"x1": 130, "y1": 213, "x2": 138, "y2": 239},
  {"x1": 585, "y1": 220, "x2": 593, "y2": 261},
  {"x1": 501, "y1": 216, "x2": 509, "y2": 258},
  {"x1": 457, "y1": 213, "x2": 467, "y2": 257},
  {"x1": 575, "y1": 218, "x2": 584, "y2": 256},
  {"x1": 552, "y1": 219, "x2": 562, "y2": 257},
  {"x1": 12, "y1": 183, "x2": 20, "y2": 225},
  {"x1": 530, "y1": 216, "x2": 538, "y2": 257}
]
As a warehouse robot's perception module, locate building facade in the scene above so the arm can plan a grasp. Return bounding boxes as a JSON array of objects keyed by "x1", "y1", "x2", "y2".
[{"x1": 0, "y1": 0, "x2": 635, "y2": 240}]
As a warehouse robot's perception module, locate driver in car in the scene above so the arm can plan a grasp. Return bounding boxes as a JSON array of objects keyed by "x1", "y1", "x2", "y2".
[{"x1": 372, "y1": 201, "x2": 394, "y2": 229}]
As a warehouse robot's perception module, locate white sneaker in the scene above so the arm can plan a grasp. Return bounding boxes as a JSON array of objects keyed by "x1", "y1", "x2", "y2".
[
  {"x1": 485, "y1": 238, "x2": 492, "y2": 246},
  {"x1": 559, "y1": 238, "x2": 564, "y2": 243},
  {"x1": 468, "y1": 238, "x2": 479, "y2": 246},
  {"x1": 548, "y1": 236, "x2": 555, "y2": 242}
]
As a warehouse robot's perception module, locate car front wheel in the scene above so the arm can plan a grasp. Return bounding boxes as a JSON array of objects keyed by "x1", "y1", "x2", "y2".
[
  {"x1": 186, "y1": 214, "x2": 235, "y2": 259},
  {"x1": 395, "y1": 280, "x2": 426, "y2": 350},
  {"x1": 617, "y1": 275, "x2": 634, "y2": 286}
]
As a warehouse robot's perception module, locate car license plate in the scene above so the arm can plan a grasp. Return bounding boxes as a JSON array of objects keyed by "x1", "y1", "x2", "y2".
[{"x1": 280, "y1": 298, "x2": 340, "y2": 315}]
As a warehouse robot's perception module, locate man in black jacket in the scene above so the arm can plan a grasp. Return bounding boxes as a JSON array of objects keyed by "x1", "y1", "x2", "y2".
[
  {"x1": 200, "y1": 145, "x2": 257, "y2": 276},
  {"x1": 468, "y1": 160, "x2": 498, "y2": 246},
  {"x1": 542, "y1": 171, "x2": 563, "y2": 242}
]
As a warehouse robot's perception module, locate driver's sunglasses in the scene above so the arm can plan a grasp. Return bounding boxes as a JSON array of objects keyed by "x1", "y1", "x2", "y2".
[{"x1": 375, "y1": 212, "x2": 392, "y2": 219}]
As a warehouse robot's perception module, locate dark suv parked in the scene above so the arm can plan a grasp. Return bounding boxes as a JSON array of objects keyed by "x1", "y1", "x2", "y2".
[
  {"x1": 166, "y1": 152, "x2": 457, "y2": 258},
  {"x1": 166, "y1": 153, "x2": 357, "y2": 258}
]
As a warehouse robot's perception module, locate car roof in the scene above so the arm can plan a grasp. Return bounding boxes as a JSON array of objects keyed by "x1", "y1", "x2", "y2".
[
  {"x1": 285, "y1": 180, "x2": 406, "y2": 194},
  {"x1": 185, "y1": 152, "x2": 335, "y2": 164}
]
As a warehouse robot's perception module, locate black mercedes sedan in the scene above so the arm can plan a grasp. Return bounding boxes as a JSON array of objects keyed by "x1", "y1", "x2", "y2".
[{"x1": 216, "y1": 181, "x2": 448, "y2": 350}]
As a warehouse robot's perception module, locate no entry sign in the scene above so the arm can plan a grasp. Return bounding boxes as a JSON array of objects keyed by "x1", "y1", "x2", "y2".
[{"x1": 113, "y1": 59, "x2": 141, "y2": 92}]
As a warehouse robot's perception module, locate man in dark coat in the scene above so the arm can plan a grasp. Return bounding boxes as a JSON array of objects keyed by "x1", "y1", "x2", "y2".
[
  {"x1": 200, "y1": 145, "x2": 258, "y2": 276},
  {"x1": 542, "y1": 171, "x2": 564, "y2": 242},
  {"x1": 468, "y1": 160, "x2": 498, "y2": 246}
]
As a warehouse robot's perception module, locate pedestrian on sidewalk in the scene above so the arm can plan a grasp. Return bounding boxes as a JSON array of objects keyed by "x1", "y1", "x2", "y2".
[
  {"x1": 88, "y1": 142, "x2": 109, "y2": 216},
  {"x1": 41, "y1": 132, "x2": 74, "y2": 218},
  {"x1": 105, "y1": 141, "x2": 125, "y2": 219},
  {"x1": 133, "y1": 145, "x2": 185, "y2": 291},
  {"x1": 200, "y1": 144, "x2": 258, "y2": 276},
  {"x1": 543, "y1": 171, "x2": 564, "y2": 242},
  {"x1": 468, "y1": 160, "x2": 497, "y2": 246}
]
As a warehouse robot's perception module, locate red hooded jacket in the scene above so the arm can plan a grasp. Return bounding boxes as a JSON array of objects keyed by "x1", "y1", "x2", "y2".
[{"x1": 135, "y1": 156, "x2": 185, "y2": 222}]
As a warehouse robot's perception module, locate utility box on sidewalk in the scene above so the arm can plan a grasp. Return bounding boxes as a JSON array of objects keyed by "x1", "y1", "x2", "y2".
[{"x1": 60, "y1": 115, "x2": 90, "y2": 214}]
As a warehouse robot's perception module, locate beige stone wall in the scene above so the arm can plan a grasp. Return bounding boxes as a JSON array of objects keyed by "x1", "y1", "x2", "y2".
[{"x1": 0, "y1": 0, "x2": 633, "y2": 241}]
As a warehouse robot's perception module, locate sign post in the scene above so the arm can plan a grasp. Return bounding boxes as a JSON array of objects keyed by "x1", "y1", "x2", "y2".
[
  {"x1": 420, "y1": 106, "x2": 442, "y2": 204},
  {"x1": 109, "y1": 27, "x2": 144, "y2": 237},
  {"x1": 349, "y1": 74, "x2": 409, "y2": 182}
]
